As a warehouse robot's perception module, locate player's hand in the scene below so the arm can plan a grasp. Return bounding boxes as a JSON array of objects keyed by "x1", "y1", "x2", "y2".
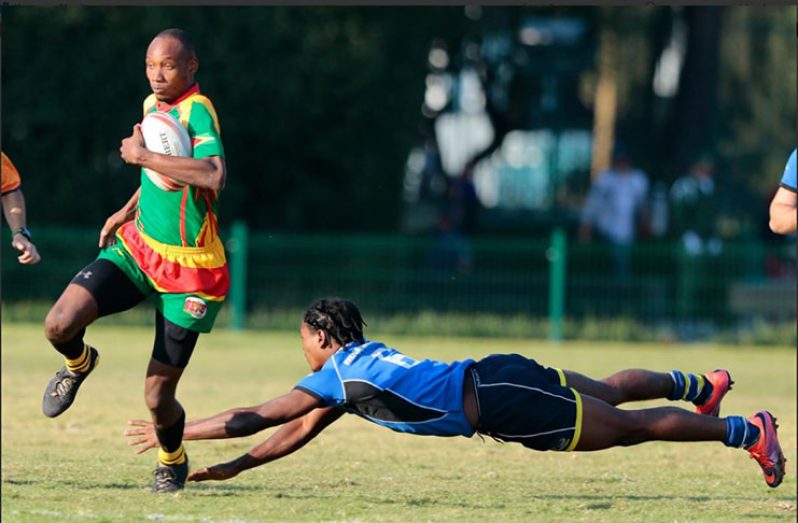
[
  {"x1": 188, "y1": 462, "x2": 241, "y2": 482},
  {"x1": 119, "y1": 124, "x2": 147, "y2": 166},
  {"x1": 99, "y1": 209, "x2": 132, "y2": 248},
  {"x1": 12, "y1": 234, "x2": 41, "y2": 265},
  {"x1": 124, "y1": 419, "x2": 159, "y2": 455}
]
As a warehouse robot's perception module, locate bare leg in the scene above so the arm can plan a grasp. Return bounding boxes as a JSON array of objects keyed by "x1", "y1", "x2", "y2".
[
  {"x1": 41, "y1": 285, "x2": 103, "y2": 417},
  {"x1": 145, "y1": 358, "x2": 186, "y2": 432},
  {"x1": 575, "y1": 394, "x2": 726, "y2": 451},
  {"x1": 564, "y1": 369, "x2": 673, "y2": 406},
  {"x1": 146, "y1": 312, "x2": 198, "y2": 492},
  {"x1": 44, "y1": 284, "x2": 98, "y2": 356},
  {"x1": 45, "y1": 260, "x2": 145, "y2": 357}
]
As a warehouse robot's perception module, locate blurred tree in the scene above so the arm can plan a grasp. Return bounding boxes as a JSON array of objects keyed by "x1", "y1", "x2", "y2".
[
  {"x1": 1, "y1": 6, "x2": 794, "y2": 235},
  {"x1": 1, "y1": 6, "x2": 458, "y2": 232},
  {"x1": 663, "y1": 6, "x2": 725, "y2": 180},
  {"x1": 421, "y1": 6, "x2": 597, "y2": 173},
  {"x1": 601, "y1": 6, "x2": 672, "y2": 180},
  {"x1": 716, "y1": 7, "x2": 797, "y2": 199}
]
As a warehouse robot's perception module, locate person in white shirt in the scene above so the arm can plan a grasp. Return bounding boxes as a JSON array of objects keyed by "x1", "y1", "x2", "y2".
[{"x1": 579, "y1": 146, "x2": 649, "y2": 281}]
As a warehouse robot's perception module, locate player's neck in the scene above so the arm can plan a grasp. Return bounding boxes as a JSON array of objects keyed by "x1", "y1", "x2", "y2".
[{"x1": 155, "y1": 83, "x2": 200, "y2": 111}]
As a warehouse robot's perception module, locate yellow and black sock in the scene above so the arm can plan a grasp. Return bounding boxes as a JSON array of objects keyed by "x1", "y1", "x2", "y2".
[
  {"x1": 65, "y1": 343, "x2": 92, "y2": 374},
  {"x1": 54, "y1": 327, "x2": 87, "y2": 360},
  {"x1": 158, "y1": 444, "x2": 187, "y2": 466},
  {"x1": 667, "y1": 370, "x2": 712, "y2": 403},
  {"x1": 156, "y1": 410, "x2": 186, "y2": 466}
]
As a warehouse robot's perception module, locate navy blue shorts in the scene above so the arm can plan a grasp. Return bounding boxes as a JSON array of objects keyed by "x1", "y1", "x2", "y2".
[{"x1": 470, "y1": 354, "x2": 583, "y2": 452}]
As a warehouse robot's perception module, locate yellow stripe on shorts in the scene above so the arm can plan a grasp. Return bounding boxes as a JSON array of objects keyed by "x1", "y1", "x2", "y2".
[
  {"x1": 555, "y1": 368, "x2": 567, "y2": 386},
  {"x1": 565, "y1": 389, "x2": 583, "y2": 452}
]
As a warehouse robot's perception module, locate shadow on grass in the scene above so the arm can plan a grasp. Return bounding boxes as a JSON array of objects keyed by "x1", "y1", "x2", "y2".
[
  {"x1": 4, "y1": 478, "x2": 143, "y2": 490},
  {"x1": 182, "y1": 484, "x2": 798, "y2": 509},
  {"x1": 4, "y1": 477, "x2": 274, "y2": 495},
  {"x1": 5, "y1": 477, "x2": 796, "y2": 512},
  {"x1": 523, "y1": 493, "x2": 797, "y2": 505}
]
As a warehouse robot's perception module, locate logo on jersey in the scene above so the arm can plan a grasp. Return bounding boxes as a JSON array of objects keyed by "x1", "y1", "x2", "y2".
[
  {"x1": 183, "y1": 296, "x2": 207, "y2": 319},
  {"x1": 371, "y1": 347, "x2": 420, "y2": 369},
  {"x1": 343, "y1": 345, "x2": 365, "y2": 366}
]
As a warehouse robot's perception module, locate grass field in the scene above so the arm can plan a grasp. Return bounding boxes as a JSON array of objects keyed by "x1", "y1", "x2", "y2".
[{"x1": 2, "y1": 321, "x2": 796, "y2": 522}]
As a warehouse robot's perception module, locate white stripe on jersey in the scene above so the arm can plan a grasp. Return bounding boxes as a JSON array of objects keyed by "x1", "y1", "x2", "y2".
[
  {"x1": 492, "y1": 426, "x2": 576, "y2": 440},
  {"x1": 477, "y1": 381, "x2": 576, "y2": 403}
]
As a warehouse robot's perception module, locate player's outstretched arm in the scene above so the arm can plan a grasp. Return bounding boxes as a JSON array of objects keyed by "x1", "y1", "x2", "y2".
[
  {"x1": 769, "y1": 187, "x2": 797, "y2": 235},
  {"x1": 99, "y1": 188, "x2": 141, "y2": 248},
  {"x1": 126, "y1": 388, "x2": 323, "y2": 453},
  {"x1": 119, "y1": 124, "x2": 226, "y2": 191},
  {"x1": 188, "y1": 406, "x2": 344, "y2": 482}
]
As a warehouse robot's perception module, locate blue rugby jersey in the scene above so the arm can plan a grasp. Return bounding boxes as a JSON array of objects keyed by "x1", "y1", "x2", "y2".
[
  {"x1": 781, "y1": 149, "x2": 796, "y2": 191},
  {"x1": 294, "y1": 340, "x2": 475, "y2": 437}
]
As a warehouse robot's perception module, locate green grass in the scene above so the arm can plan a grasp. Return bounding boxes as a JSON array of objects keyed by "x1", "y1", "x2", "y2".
[
  {"x1": 4, "y1": 301, "x2": 796, "y2": 346},
  {"x1": 2, "y1": 322, "x2": 796, "y2": 522}
]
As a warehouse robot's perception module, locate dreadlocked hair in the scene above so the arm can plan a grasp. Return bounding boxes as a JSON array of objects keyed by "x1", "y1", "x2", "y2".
[{"x1": 303, "y1": 298, "x2": 366, "y2": 346}]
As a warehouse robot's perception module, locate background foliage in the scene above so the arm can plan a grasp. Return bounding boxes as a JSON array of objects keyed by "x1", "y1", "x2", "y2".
[
  {"x1": 3, "y1": 7, "x2": 458, "y2": 231},
  {"x1": 2, "y1": 6, "x2": 795, "y2": 235}
]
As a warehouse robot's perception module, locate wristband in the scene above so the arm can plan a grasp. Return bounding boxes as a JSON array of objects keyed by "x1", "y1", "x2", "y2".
[{"x1": 12, "y1": 227, "x2": 31, "y2": 240}]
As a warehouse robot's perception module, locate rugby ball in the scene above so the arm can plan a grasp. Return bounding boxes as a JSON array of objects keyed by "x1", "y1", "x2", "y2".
[{"x1": 140, "y1": 111, "x2": 192, "y2": 191}]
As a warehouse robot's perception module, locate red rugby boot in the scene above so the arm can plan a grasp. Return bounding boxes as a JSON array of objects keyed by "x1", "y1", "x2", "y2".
[
  {"x1": 747, "y1": 410, "x2": 786, "y2": 488},
  {"x1": 695, "y1": 369, "x2": 732, "y2": 417}
]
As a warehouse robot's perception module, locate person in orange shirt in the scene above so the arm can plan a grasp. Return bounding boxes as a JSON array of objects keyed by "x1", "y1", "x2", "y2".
[{"x1": 1, "y1": 152, "x2": 41, "y2": 264}]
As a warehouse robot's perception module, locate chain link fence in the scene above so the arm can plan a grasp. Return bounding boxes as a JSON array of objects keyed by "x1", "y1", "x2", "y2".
[{"x1": 2, "y1": 225, "x2": 795, "y2": 343}]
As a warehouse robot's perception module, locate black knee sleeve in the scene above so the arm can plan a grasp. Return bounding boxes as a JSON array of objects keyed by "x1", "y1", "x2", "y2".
[
  {"x1": 70, "y1": 259, "x2": 146, "y2": 318},
  {"x1": 152, "y1": 311, "x2": 199, "y2": 368}
]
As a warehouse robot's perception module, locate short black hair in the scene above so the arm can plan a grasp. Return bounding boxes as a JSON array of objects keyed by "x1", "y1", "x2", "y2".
[
  {"x1": 156, "y1": 28, "x2": 196, "y2": 58},
  {"x1": 304, "y1": 298, "x2": 366, "y2": 346}
]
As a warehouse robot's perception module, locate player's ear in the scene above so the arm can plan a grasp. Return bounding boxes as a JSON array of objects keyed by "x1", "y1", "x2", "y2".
[
  {"x1": 317, "y1": 328, "x2": 329, "y2": 349},
  {"x1": 187, "y1": 56, "x2": 198, "y2": 76}
]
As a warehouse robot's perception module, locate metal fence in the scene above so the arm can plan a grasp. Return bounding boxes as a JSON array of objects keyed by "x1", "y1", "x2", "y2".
[{"x1": 2, "y1": 224, "x2": 795, "y2": 340}]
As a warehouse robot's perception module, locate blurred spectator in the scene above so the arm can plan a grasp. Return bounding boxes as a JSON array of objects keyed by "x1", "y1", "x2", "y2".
[
  {"x1": 670, "y1": 154, "x2": 721, "y2": 256},
  {"x1": 419, "y1": 138, "x2": 448, "y2": 202},
  {"x1": 448, "y1": 160, "x2": 481, "y2": 236},
  {"x1": 670, "y1": 154, "x2": 721, "y2": 324},
  {"x1": 428, "y1": 162, "x2": 482, "y2": 275},
  {"x1": 768, "y1": 148, "x2": 796, "y2": 235},
  {"x1": 648, "y1": 181, "x2": 670, "y2": 239},
  {"x1": 426, "y1": 212, "x2": 473, "y2": 275},
  {"x1": 579, "y1": 145, "x2": 649, "y2": 281}
]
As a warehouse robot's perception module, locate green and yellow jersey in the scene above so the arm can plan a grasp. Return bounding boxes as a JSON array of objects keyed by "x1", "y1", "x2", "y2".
[
  {"x1": 104, "y1": 83, "x2": 229, "y2": 330},
  {"x1": 137, "y1": 82, "x2": 225, "y2": 247}
]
